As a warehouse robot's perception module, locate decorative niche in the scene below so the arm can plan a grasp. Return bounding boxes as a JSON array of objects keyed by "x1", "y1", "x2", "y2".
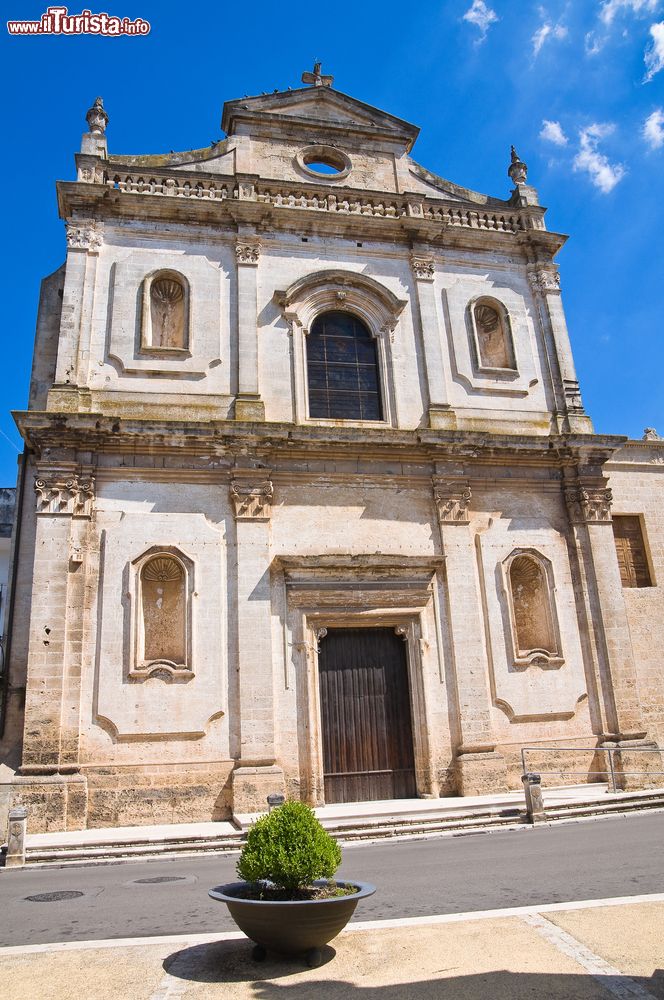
[
  {"x1": 502, "y1": 549, "x2": 564, "y2": 669},
  {"x1": 140, "y1": 270, "x2": 190, "y2": 354},
  {"x1": 129, "y1": 547, "x2": 194, "y2": 681},
  {"x1": 469, "y1": 297, "x2": 517, "y2": 374}
]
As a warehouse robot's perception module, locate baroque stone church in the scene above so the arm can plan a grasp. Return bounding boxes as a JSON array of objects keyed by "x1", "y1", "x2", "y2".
[{"x1": 1, "y1": 66, "x2": 663, "y2": 832}]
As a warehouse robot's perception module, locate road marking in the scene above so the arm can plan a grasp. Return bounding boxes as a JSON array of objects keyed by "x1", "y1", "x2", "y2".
[
  {"x1": 523, "y1": 912, "x2": 659, "y2": 1000},
  {"x1": 1, "y1": 891, "x2": 663, "y2": 956}
]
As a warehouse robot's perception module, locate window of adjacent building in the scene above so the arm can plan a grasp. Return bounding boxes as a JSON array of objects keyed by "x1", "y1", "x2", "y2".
[
  {"x1": 306, "y1": 310, "x2": 383, "y2": 421},
  {"x1": 471, "y1": 299, "x2": 516, "y2": 371},
  {"x1": 509, "y1": 554, "x2": 558, "y2": 657},
  {"x1": 141, "y1": 555, "x2": 187, "y2": 665},
  {"x1": 612, "y1": 515, "x2": 653, "y2": 588}
]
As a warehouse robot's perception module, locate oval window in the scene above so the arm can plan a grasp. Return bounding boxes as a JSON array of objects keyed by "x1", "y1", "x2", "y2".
[{"x1": 296, "y1": 145, "x2": 351, "y2": 180}]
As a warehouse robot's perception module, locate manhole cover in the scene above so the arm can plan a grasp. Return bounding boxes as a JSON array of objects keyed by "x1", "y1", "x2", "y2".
[
  {"x1": 25, "y1": 890, "x2": 85, "y2": 903},
  {"x1": 133, "y1": 876, "x2": 186, "y2": 884}
]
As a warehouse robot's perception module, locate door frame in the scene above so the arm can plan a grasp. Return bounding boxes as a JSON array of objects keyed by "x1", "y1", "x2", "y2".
[
  {"x1": 277, "y1": 555, "x2": 446, "y2": 806},
  {"x1": 312, "y1": 616, "x2": 424, "y2": 805},
  {"x1": 300, "y1": 610, "x2": 436, "y2": 805}
]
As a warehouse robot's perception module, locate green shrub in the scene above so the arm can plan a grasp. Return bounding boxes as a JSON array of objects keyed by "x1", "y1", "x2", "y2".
[{"x1": 236, "y1": 800, "x2": 342, "y2": 890}]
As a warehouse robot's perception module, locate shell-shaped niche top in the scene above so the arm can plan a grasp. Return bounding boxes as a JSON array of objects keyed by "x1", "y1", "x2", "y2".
[
  {"x1": 474, "y1": 303, "x2": 501, "y2": 334},
  {"x1": 143, "y1": 556, "x2": 183, "y2": 582},
  {"x1": 151, "y1": 277, "x2": 184, "y2": 305}
]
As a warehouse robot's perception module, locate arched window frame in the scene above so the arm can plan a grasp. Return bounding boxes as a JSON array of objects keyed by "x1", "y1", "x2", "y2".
[
  {"x1": 140, "y1": 269, "x2": 191, "y2": 355},
  {"x1": 129, "y1": 546, "x2": 195, "y2": 681},
  {"x1": 468, "y1": 295, "x2": 518, "y2": 375},
  {"x1": 501, "y1": 548, "x2": 564, "y2": 669},
  {"x1": 274, "y1": 269, "x2": 407, "y2": 427}
]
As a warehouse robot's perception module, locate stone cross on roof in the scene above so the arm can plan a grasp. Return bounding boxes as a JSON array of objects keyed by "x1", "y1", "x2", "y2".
[{"x1": 301, "y1": 61, "x2": 334, "y2": 88}]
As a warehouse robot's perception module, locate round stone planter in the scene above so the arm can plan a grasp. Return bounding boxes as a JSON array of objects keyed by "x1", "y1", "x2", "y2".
[{"x1": 209, "y1": 879, "x2": 376, "y2": 966}]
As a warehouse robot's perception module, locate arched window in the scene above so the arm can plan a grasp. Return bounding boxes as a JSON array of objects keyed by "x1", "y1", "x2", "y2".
[
  {"x1": 141, "y1": 271, "x2": 189, "y2": 351},
  {"x1": 140, "y1": 555, "x2": 186, "y2": 667},
  {"x1": 471, "y1": 299, "x2": 516, "y2": 371},
  {"x1": 507, "y1": 553, "x2": 560, "y2": 664},
  {"x1": 306, "y1": 310, "x2": 383, "y2": 420}
]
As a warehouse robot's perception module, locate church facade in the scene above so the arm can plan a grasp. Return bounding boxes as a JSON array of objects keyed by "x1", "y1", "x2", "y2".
[{"x1": 2, "y1": 69, "x2": 663, "y2": 832}]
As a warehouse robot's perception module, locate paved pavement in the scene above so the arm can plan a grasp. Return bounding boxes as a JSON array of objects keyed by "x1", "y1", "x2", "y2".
[
  {"x1": 1, "y1": 812, "x2": 663, "y2": 947},
  {"x1": 2, "y1": 897, "x2": 663, "y2": 999}
]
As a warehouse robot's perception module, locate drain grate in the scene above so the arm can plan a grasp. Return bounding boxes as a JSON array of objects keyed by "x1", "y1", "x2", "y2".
[
  {"x1": 25, "y1": 890, "x2": 85, "y2": 903},
  {"x1": 133, "y1": 876, "x2": 186, "y2": 884}
]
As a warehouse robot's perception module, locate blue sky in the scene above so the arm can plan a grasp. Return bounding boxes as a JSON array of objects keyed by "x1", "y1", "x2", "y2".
[{"x1": 0, "y1": 0, "x2": 662, "y2": 485}]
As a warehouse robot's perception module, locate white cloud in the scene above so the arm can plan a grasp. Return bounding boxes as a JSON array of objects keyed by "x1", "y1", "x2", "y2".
[
  {"x1": 585, "y1": 30, "x2": 603, "y2": 54},
  {"x1": 600, "y1": 0, "x2": 659, "y2": 26},
  {"x1": 643, "y1": 107, "x2": 664, "y2": 146},
  {"x1": 573, "y1": 123, "x2": 626, "y2": 193},
  {"x1": 644, "y1": 21, "x2": 664, "y2": 79},
  {"x1": 540, "y1": 119, "x2": 569, "y2": 145},
  {"x1": 532, "y1": 21, "x2": 568, "y2": 56},
  {"x1": 463, "y1": 0, "x2": 498, "y2": 42}
]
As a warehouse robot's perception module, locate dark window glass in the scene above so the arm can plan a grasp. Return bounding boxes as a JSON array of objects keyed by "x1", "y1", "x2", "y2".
[{"x1": 306, "y1": 311, "x2": 383, "y2": 421}]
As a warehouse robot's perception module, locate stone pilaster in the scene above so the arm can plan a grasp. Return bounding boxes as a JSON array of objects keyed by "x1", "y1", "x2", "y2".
[
  {"x1": 433, "y1": 479, "x2": 507, "y2": 795},
  {"x1": 234, "y1": 235, "x2": 265, "y2": 422},
  {"x1": 564, "y1": 477, "x2": 646, "y2": 743},
  {"x1": 48, "y1": 219, "x2": 103, "y2": 413},
  {"x1": 20, "y1": 471, "x2": 95, "y2": 777},
  {"x1": 528, "y1": 265, "x2": 593, "y2": 434},
  {"x1": 411, "y1": 250, "x2": 456, "y2": 430},
  {"x1": 230, "y1": 473, "x2": 284, "y2": 814}
]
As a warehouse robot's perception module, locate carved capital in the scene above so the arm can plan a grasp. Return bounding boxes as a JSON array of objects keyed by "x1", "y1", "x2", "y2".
[
  {"x1": 565, "y1": 485, "x2": 613, "y2": 524},
  {"x1": 35, "y1": 474, "x2": 95, "y2": 517},
  {"x1": 433, "y1": 479, "x2": 472, "y2": 524},
  {"x1": 528, "y1": 267, "x2": 560, "y2": 294},
  {"x1": 66, "y1": 218, "x2": 104, "y2": 251},
  {"x1": 230, "y1": 479, "x2": 273, "y2": 520},
  {"x1": 410, "y1": 253, "x2": 435, "y2": 281},
  {"x1": 235, "y1": 239, "x2": 261, "y2": 265}
]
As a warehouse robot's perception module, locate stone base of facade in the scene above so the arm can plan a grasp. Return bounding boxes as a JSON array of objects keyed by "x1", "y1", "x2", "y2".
[
  {"x1": 455, "y1": 751, "x2": 509, "y2": 796},
  {"x1": 9, "y1": 764, "x2": 235, "y2": 833},
  {"x1": 234, "y1": 395, "x2": 265, "y2": 422},
  {"x1": 10, "y1": 773, "x2": 88, "y2": 833},
  {"x1": 231, "y1": 764, "x2": 286, "y2": 816},
  {"x1": 611, "y1": 741, "x2": 663, "y2": 791}
]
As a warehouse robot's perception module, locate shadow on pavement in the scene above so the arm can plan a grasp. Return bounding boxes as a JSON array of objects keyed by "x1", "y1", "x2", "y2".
[
  {"x1": 163, "y1": 940, "x2": 664, "y2": 1000},
  {"x1": 164, "y1": 939, "x2": 337, "y2": 982}
]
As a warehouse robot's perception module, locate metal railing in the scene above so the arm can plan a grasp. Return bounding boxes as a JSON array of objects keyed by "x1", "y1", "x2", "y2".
[{"x1": 520, "y1": 745, "x2": 664, "y2": 794}]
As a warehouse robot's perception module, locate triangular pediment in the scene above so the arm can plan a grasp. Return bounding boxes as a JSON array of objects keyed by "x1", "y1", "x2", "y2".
[{"x1": 221, "y1": 86, "x2": 420, "y2": 150}]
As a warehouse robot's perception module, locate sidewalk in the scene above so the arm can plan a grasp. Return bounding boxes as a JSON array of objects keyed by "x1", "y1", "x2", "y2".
[{"x1": 2, "y1": 895, "x2": 663, "y2": 999}]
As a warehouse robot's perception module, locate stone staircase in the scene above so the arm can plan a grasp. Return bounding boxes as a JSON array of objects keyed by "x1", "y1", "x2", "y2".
[{"x1": 5, "y1": 784, "x2": 664, "y2": 867}]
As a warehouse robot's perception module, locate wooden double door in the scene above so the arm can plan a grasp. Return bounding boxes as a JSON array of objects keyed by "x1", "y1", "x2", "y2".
[{"x1": 318, "y1": 627, "x2": 417, "y2": 804}]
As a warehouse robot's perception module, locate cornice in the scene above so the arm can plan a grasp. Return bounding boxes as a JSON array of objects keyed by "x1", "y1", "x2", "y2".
[
  {"x1": 13, "y1": 410, "x2": 626, "y2": 470},
  {"x1": 56, "y1": 171, "x2": 566, "y2": 256}
]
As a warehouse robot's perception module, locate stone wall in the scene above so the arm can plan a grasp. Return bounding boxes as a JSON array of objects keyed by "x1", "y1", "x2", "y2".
[{"x1": 607, "y1": 441, "x2": 664, "y2": 749}]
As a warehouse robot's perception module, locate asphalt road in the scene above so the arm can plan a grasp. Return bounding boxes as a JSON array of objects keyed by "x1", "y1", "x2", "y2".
[{"x1": 1, "y1": 813, "x2": 662, "y2": 948}]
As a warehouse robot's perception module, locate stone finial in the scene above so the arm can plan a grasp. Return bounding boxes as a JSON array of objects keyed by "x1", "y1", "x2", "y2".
[
  {"x1": 508, "y1": 145, "x2": 528, "y2": 185},
  {"x1": 86, "y1": 96, "x2": 108, "y2": 135},
  {"x1": 301, "y1": 61, "x2": 334, "y2": 88},
  {"x1": 643, "y1": 427, "x2": 662, "y2": 441}
]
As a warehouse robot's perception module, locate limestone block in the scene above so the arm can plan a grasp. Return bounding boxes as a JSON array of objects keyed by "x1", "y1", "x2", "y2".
[
  {"x1": 231, "y1": 764, "x2": 286, "y2": 816},
  {"x1": 455, "y1": 751, "x2": 508, "y2": 796}
]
